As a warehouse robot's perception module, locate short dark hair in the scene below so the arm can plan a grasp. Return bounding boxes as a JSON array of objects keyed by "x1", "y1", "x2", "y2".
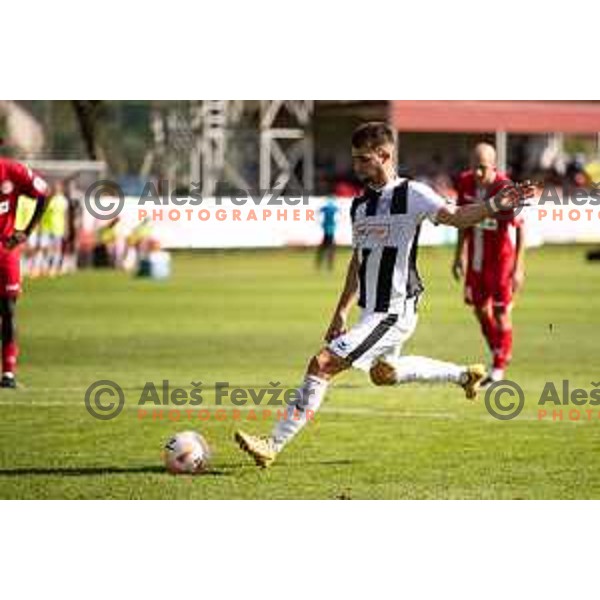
[{"x1": 351, "y1": 122, "x2": 394, "y2": 150}]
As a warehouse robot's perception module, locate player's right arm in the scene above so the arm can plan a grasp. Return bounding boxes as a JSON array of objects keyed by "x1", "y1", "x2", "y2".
[
  {"x1": 436, "y1": 181, "x2": 536, "y2": 228},
  {"x1": 324, "y1": 248, "x2": 359, "y2": 342}
]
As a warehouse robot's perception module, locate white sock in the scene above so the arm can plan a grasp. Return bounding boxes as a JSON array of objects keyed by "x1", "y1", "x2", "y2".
[
  {"x1": 271, "y1": 375, "x2": 329, "y2": 451},
  {"x1": 33, "y1": 252, "x2": 46, "y2": 274},
  {"x1": 491, "y1": 368, "x2": 504, "y2": 381},
  {"x1": 387, "y1": 355, "x2": 466, "y2": 385}
]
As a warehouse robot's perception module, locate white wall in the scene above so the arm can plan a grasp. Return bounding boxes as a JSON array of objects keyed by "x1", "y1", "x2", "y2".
[{"x1": 88, "y1": 195, "x2": 600, "y2": 249}]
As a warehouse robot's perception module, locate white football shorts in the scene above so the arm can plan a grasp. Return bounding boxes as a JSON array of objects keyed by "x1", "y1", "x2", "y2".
[{"x1": 328, "y1": 297, "x2": 419, "y2": 371}]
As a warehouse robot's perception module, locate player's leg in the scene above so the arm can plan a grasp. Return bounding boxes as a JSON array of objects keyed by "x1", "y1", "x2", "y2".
[
  {"x1": 0, "y1": 297, "x2": 19, "y2": 388},
  {"x1": 0, "y1": 250, "x2": 21, "y2": 388},
  {"x1": 367, "y1": 299, "x2": 486, "y2": 399},
  {"x1": 371, "y1": 354, "x2": 472, "y2": 385},
  {"x1": 35, "y1": 233, "x2": 49, "y2": 277},
  {"x1": 236, "y1": 311, "x2": 397, "y2": 466},
  {"x1": 64, "y1": 233, "x2": 80, "y2": 274},
  {"x1": 474, "y1": 304, "x2": 493, "y2": 350},
  {"x1": 53, "y1": 235, "x2": 65, "y2": 276},
  {"x1": 479, "y1": 268, "x2": 515, "y2": 383},
  {"x1": 370, "y1": 356, "x2": 485, "y2": 399},
  {"x1": 325, "y1": 233, "x2": 335, "y2": 271},
  {"x1": 490, "y1": 299, "x2": 513, "y2": 381},
  {"x1": 47, "y1": 235, "x2": 60, "y2": 276},
  {"x1": 315, "y1": 233, "x2": 326, "y2": 269},
  {"x1": 27, "y1": 232, "x2": 39, "y2": 278},
  {"x1": 271, "y1": 347, "x2": 346, "y2": 446},
  {"x1": 235, "y1": 346, "x2": 349, "y2": 467},
  {"x1": 466, "y1": 271, "x2": 498, "y2": 356},
  {"x1": 24, "y1": 232, "x2": 36, "y2": 277},
  {"x1": 61, "y1": 236, "x2": 71, "y2": 274}
]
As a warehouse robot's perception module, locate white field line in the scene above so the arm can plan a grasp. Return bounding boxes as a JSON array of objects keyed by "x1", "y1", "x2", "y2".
[
  {"x1": 0, "y1": 396, "x2": 457, "y2": 418},
  {"x1": 0, "y1": 396, "x2": 587, "y2": 423}
]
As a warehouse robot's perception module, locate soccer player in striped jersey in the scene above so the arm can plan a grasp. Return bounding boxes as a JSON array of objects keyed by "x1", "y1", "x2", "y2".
[{"x1": 236, "y1": 122, "x2": 534, "y2": 467}]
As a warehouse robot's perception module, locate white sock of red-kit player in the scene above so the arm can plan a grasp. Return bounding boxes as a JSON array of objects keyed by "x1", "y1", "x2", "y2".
[{"x1": 271, "y1": 374, "x2": 329, "y2": 451}]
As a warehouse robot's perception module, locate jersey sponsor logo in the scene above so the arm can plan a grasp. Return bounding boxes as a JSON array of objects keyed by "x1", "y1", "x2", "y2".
[
  {"x1": 477, "y1": 217, "x2": 499, "y2": 231},
  {"x1": 1, "y1": 180, "x2": 14, "y2": 195},
  {"x1": 5, "y1": 283, "x2": 20, "y2": 292},
  {"x1": 354, "y1": 221, "x2": 391, "y2": 245},
  {"x1": 33, "y1": 176, "x2": 48, "y2": 195}
]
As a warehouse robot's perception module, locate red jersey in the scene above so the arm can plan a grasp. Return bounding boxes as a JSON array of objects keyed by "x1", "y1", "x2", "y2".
[
  {"x1": 456, "y1": 170, "x2": 522, "y2": 274},
  {"x1": 0, "y1": 158, "x2": 48, "y2": 242}
]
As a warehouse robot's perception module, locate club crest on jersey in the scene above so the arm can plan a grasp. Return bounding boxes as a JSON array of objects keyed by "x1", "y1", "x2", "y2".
[
  {"x1": 33, "y1": 176, "x2": 48, "y2": 195},
  {"x1": 0, "y1": 180, "x2": 14, "y2": 195}
]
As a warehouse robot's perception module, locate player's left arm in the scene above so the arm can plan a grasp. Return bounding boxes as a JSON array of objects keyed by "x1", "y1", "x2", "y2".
[
  {"x1": 513, "y1": 221, "x2": 526, "y2": 293},
  {"x1": 5, "y1": 163, "x2": 49, "y2": 249}
]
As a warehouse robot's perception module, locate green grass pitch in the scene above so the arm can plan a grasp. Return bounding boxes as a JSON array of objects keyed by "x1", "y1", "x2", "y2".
[{"x1": 0, "y1": 244, "x2": 598, "y2": 499}]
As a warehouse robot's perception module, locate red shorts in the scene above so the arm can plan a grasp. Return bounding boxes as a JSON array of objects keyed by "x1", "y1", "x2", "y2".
[
  {"x1": 464, "y1": 268, "x2": 512, "y2": 308},
  {"x1": 0, "y1": 248, "x2": 21, "y2": 298}
]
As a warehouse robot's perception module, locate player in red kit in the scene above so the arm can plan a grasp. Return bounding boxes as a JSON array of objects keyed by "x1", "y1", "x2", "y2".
[
  {"x1": 452, "y1": 143, "x2": 525, "y2": 385},
  {"x1": 0, "y1": 155, "x2": 49, "y2": 388}
]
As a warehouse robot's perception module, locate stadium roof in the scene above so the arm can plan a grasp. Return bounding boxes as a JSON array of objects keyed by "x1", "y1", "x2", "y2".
[{"x1": 390, "y1": 101, "x2": 600, "y2": 134}]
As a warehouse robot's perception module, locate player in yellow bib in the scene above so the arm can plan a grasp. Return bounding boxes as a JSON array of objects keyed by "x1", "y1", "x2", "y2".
[
  {"x1": 124, "y1": 217, "x2": 152, "y2": 272},
  {"x1": 38, "y1": 182, "x2": 68, "y2": 276},
  {"x1": 16, "y1": 196, "x2": 40, "y2": 277}
]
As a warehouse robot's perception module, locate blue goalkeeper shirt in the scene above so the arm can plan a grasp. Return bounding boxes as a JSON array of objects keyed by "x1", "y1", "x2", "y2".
[{"x1": 320, "y1": 198, "x2": 339, "y2": 236}]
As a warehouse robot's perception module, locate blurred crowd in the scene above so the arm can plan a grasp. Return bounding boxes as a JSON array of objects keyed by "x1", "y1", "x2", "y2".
[
  {"x1": 18, "y1": 182, "x2": 169, "y2": 279},
  {"x1": 413, "y1": 153, "x2": 600, "y2": 201},
  {"x1": 326, "y1": 148, "x2": 600, "y2": 201}
]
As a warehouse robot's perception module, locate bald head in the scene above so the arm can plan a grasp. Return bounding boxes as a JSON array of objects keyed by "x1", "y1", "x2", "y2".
[
  {"x1": 472, "y1": 143, "x2": 497, "y2": 185},
  {"x1": 473, "y1": 143, "x2": 496, "y2": 164}
]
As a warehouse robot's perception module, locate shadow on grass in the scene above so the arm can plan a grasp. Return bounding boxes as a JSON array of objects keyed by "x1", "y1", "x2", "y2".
[
  {"x1": 0, "y1": 459, "x2": 356, "y2": 477},
  {"x1": 0, "y1": 465, "x2": 229, "y2": 477},
  {"x1": 301, "y1": 459, "x2": 357, "y2": 467}
]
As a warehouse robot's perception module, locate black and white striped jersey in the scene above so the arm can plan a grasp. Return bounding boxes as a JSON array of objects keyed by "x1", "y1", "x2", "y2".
[{"x1": 350, "y1": 176, "x2": 446, "y2": 314}]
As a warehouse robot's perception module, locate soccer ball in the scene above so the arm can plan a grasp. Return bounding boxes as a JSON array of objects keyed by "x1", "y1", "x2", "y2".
[{"x1": 163, "y1": 431, "x2": 211, "y2": 474}]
